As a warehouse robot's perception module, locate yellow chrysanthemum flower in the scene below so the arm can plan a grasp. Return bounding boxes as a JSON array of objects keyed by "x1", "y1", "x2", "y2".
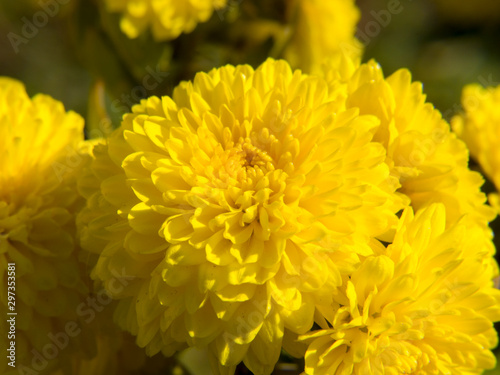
[
  {"x1": 78, "y1": 58, "x2": 407, "y2": 374},
  {"x1": 0, "y1": 77, "x2": 89, "y2": 374},
  {"x1": 452, "y1": 84, "x2": 500, "y2": 212},
  {"x1": 103, "y1": 0, "x2": 228, "y2": 41},
  {"x1": 284, "y1": 0, "x2": 363, "y2": 73},
  {"x1": 302, "y1": 203, "x2": 500, "y2": 374},
  {"x1": 0, "y1": 79, "x2": 175, "y2": 375},
  {"x1": 325, "y1": 57, "x2": 496, "y2": 231}
]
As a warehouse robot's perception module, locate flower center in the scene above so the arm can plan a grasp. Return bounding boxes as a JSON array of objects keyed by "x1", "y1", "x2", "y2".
[
  {"x1": 204, "y1": 137, "x2": 278, "y2": 190},
  {"x1": 238, "y1": 138, "x2": 274, "y2": 170},
  {"x1": 232, "y1": 138, "x2": 277, "y2": 190}
]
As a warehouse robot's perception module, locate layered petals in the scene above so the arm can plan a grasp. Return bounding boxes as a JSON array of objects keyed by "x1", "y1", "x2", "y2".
[
  {"x1": 302, "y1": 204, "x2": 500, "y2": 374},
  {"x1": 79, "y1": 58, "x2": 406, "y2": 374},
  {"x1": 103, "y1": 0, "x2": 228, "y2": 40}
]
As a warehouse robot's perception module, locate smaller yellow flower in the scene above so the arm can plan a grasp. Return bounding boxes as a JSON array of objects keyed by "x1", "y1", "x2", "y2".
[
  {"x1": 302, "y1": 204, "x2": 500, "y2": 375},
  {"x1": 326, "y1": 57, "x2": 496, "y2": 231},
  {"x1": 0, "y1": 77, "x2": 88, "y2": 374},
  {"x1": 452, "y1": 84, "x2": 500, "y2": 212},
  {"x1": 103, "y1": 0, "x2": 228, "y2": 40},
  {"x1": 0, "y1": 78, "x2": 178, "y2": 375}
]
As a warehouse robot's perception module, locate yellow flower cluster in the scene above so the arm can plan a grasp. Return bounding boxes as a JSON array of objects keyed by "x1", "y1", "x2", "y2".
[
  {"x1": 5, "y1": 0, "x2": 499, "y2": 373},
  {"x1": 452, "y1": 84, "x2": 500, "y2": 212},
  {"x1": 78, "y1": 56, "x2": 498, "y2": 374},
  {"x1": 103, "y1": 0, "x2": 228, "y2": 41}
]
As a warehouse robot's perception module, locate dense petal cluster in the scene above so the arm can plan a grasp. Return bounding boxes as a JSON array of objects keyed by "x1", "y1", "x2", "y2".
[
  {"x1": 323, "y1": 58, "x2": 496, "y2": 230},
  {"x1": 78, "y1": 58, "x2": 407, "y2": 374},
  {"x1": 103, "y1": 0, "x2": 228, "y2": 40},
  {"x1": 283, "y1": 0, "x2": 363, "y2": 73},
  {"x1": 302, "y1": 204, "x2": 500, "y2": 375},
  {"x1": 0, "y1": 78, "x2": 88, "y2": 373},
  {"x1": 452, "y1": 84, "x2": 500, "y2": 211}
]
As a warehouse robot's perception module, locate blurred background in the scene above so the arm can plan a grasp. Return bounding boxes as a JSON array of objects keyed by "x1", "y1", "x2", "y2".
[
  {"x1": 1, "y1": 0, "x2": 500, "y2": 122},
  {"x1": 1, "y1": 0, "x2": 500, "y2": 373}
]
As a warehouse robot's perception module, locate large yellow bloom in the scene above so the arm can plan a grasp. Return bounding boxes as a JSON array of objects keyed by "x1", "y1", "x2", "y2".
[
  {"x1": 103, "y1": 0, "x2": 228, "y2": 40},
  {"x1": 452, "y1": 84, "x2": 500, "y2": 212},
  {"x1": 0, "y1": 78, "x2": 88, "y2": 373},
  {"x1": 78, "y1": 58, "x2": 406, "y2": 374},
  {"x1": 327, "y1": 57, "x2": 496, "y2": 231},
  {"x1": 302, "y1": 204, "x2": 500, "y2": 374},
  {"x1": 283, "y1": 0, "x2": 363, "y2": 73}
]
